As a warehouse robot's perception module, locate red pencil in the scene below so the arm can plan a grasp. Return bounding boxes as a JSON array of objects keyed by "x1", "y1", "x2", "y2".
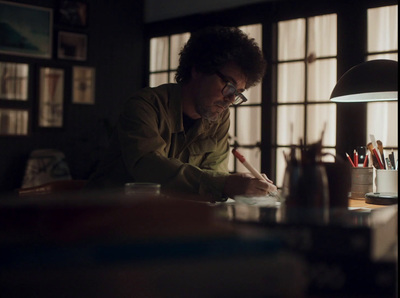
[
  {"x1": 354, "y1": 149, "x2": 358, "y2": 167},
  {"x1": 363, "y1": 153, "x2": 369, "y2": 167},
  {"x1": 346, "y1": 153, "x2": 356, "y2": 167}
]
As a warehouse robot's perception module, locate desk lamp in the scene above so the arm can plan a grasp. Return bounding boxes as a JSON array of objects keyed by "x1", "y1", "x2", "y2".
[
  {"x1": 330, "y1": 59, "x2": 397, "y2": 102},
  {"x1": 330, "y1": 59, "x2": 398, "y2": 205}
]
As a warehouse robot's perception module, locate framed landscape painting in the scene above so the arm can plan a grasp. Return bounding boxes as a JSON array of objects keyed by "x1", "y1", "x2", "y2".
[{"x1": 0, "y1": 1, "x2": 52, "y2": 59}]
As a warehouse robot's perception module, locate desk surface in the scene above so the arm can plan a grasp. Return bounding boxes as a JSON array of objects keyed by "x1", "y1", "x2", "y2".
[{"x1": 348, "y1": 198, "x2": 391, "y2": 209}]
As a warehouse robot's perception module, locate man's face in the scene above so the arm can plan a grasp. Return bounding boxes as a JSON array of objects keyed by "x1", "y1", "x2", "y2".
[{"x1": 192, "y1": 62, "x2": 246, "y2": 122}]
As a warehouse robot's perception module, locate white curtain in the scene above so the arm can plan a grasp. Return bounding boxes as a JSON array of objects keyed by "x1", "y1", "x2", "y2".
[{"x1": 366, "y1": 5, "x2": 398, "y2": 150}]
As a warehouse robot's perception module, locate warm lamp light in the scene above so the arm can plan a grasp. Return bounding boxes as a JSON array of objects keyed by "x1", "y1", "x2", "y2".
[{"x1": 330, "y1": 59, "x2": 398, "y2": 102}]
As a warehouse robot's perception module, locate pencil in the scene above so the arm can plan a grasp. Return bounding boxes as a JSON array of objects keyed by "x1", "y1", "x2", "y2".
[
  {"x1": 376, "y1": 140, "x2": 386, "y2": 169},
  {"x1": 232, "y1": 148, "x2": 266, "y2": 181},
  {"x1": 354, "y1": 149, "x2": 358, "y2": 167},
  {"x1": 363, "y1": 153, "x2": 369, "y2": 167},
  {"x1": 346, "y1": 152, "x2": 356, "y2": 167}
]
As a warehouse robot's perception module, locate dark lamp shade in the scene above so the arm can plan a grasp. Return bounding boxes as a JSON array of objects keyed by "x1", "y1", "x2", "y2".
[{"x1": 330, "y1": 59, "x2": 398, "y2": 102}]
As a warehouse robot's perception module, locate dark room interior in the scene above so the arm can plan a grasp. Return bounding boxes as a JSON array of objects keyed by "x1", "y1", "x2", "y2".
[{"x1": 0, "y1": 0, "x2": 397, "y2": 297}]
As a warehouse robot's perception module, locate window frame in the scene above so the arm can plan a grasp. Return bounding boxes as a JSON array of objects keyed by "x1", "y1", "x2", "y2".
[{"x1": 144, "y1": 0, "x2": 398, "y2": 182}]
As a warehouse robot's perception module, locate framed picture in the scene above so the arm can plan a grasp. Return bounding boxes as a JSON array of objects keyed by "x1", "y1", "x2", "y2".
[
  {"x1": 0, "y1": 62, "x2": 29, "y2": 101},
  {"x1": 72, "y1": 66, "x2": 95, "y2": 104},
  {"x1": 38, "y1": 67, "x2": 64, "y2": 128},
  {"x1": 0, "y1": 108, "x2": 29, "y2": 136},
  {"x1": 58, "y1": 0, "x2": 88, "y2": 27},
  {"x1": 57, "y1": 31, "x2": 87, "y2": 61},
  {"x1": 0, "y1": 1, "x2": 52, "y2": 58}
]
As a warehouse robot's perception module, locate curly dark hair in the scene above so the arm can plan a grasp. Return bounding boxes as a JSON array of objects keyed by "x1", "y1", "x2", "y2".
[{"x1": 175, "y1": 26, "x2": 266, "y2": 89}]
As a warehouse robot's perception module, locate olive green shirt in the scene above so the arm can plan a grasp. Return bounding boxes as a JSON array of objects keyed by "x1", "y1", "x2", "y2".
[{"x1": 88, "y1": 83, "x2": 231, "y2": 201}]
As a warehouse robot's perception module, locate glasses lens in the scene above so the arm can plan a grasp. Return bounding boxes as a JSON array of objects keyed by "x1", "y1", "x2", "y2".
[
  {"x1": 221, "y1": 81, "x2": 247, "y2": 105},
  {"x1": 222, "y1": 84, "x2": 236, "y2": 97}
]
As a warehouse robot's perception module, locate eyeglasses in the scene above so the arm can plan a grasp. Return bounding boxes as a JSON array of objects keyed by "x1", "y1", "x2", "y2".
[{"x1": 215, "y1": 71, "x2": 247, "y2": 106}]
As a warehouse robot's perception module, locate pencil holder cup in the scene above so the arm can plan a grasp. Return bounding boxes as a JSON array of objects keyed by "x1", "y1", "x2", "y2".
[
  {"x1": 349, "y1": 167, "x2": 373, "y2": 199},
  {"x1": 375, "y1": 170, "x2": 398, "y2": 194},
  {"x1": 324, "y1": 160, "x2": 351, "y2": 208}
]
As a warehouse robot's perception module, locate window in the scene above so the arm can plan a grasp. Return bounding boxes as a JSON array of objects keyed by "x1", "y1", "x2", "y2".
[
  {"x1": 229, "y1": 24, "x2": 263, "y2": 173},
  {"x1": 149, "y1": 32, "x2": 190, "y2": 86},
  {"x1": 366, "y1": 5, "x2": 398, "y2": 161},
  {"x1": 274, "y1": 14, "x2": 337, "y2": 187},
  {"x1": 145, "y1": 0, "x2": 398, "y2": 186}
]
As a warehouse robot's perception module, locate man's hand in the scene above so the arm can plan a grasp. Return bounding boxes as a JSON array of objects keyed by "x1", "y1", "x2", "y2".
[{"x1": 223, "y1": 172, "x2": 277, "y2": 198}]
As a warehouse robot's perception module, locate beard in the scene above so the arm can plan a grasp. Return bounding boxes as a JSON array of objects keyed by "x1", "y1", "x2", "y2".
[{"x1": 195, "y1": 100, "x2": 229, "y2": 122}]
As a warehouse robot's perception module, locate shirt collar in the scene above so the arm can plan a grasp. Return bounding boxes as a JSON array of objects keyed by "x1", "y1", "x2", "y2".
[{"x1": 168, "y1": 83, "x2": 224, "y2": 134}]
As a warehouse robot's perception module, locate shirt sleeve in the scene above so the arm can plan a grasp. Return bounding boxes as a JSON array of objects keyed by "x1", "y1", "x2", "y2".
[{"x1": 117, "y1": 95, "x2": 230, "y2": 201}]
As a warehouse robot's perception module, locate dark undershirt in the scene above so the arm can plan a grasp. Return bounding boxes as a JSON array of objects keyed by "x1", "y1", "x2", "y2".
[{"x1": 182, "y1": 113, "x2": 197, "y2": 132}]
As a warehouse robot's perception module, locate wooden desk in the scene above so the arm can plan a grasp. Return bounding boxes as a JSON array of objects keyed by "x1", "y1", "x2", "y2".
[
  {"x1": 223, "y1": 198, "x2": 398, "y2": 297},
  {"x1": 0, "y1": 192, "x2": 397, "y2": 297},
  {"x1": 348, "y1": 198, "x2": 389, "y2": 208}
]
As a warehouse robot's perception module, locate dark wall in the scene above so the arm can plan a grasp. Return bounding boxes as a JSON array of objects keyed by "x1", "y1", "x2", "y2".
[{"x1": 0, "y1": 0, "x2": 144, "y2": 193}]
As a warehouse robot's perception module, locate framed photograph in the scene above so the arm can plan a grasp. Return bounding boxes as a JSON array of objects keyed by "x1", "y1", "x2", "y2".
[
  {"x1": 0, "y1": 108, "x2": 29, "y2": 136},
  {"x1": 72, "y1": 66, "x2": 95, "y2": 104},
  {"x1": 57, "y1": 31, "x2": 87, "y2": 61},
  {"x1": 38, "y1": 67, "x2": 64, "y2": 128},
  {"x1": 58, "y1": 0, "x2": 88, "y2": 27},
  {"x1": 0, "y1": 62, "x2": 29, "y2": 101},
  {"x1": 0, "y1": 1, "x2": 52, "y2": 58}
]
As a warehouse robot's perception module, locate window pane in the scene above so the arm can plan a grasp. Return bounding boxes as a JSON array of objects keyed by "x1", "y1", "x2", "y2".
[
  {"x1": 240, "y1": 24, "x2": 262, "y2": 47},
  {"x1": 229, "y1": 107, "x2": 236, "y2": 145},
  {"x1": 150, "y1": 36, "x2": 168, "y2": 72},
  {"x1": 278, "y1": 19, "x2": 305, "y2": 60},
  {"x1": 242, "y1": 83, "x2": 261, "y2": 104},
  {"x1": 367, "y1": 54, "x2": 398, "y2": 61},
  {"x1": 278, "y1": 62, "x2": 305, "y2": 103},
  {"x1": 321, "y1": 148, "x2": 336, "y2": 162},
  {"x1": 306, "y1": 103, "x2": 336, "y2": 146},
  {"x1": 236, "y1": 106, "x2": 261, "y2": 145},
  {"x1": 0, "y1": 109, "x2": 28, "y2": 135},
  {"x1": 367, "y1": 101, "x2": 398, "y2": 147},
  {"x1": 169, "y1": 71, "x2": 176, "y2": 83},
  {"x1": 276, "y1": 147, "x2": 288, "y2": 188},
  {"x1": 240, "y1": 24, "x2": 263, "y2": 104},
  {"x1": 307, "y1": 58, "x2": 337, "y2": 101},
  {"x1": 228, "y1": 108, "x2": 236, "y2": 173},
  {"x1": 0, "y1": 62, "x2": 29, "y2": 101},
  {"x1": 277, "y1": 105, "x2": 305, "y2": 145},
  {"x1": 149, "y1": 72, "x2": 168, "y2": 87},
  {"x1": 236, "y1": 147, "x2": 262, "y2": 173},
  {"x1": 367, "y1": 5, "x2": 398, "y2": 153},
  {"x1": 308, "y1": 14, "x2": 337, "y2": 57},
  {"x1": 170, "y1": 33, "x2": 190, "y2": 69},
  {"x1": 368, "y1": 5, "x2": 398, "y2": 52}
]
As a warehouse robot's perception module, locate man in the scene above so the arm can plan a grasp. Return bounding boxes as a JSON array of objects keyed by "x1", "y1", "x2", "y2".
[{"x1": 88, "y1": 26, "x2": 277, "y2": 202}]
